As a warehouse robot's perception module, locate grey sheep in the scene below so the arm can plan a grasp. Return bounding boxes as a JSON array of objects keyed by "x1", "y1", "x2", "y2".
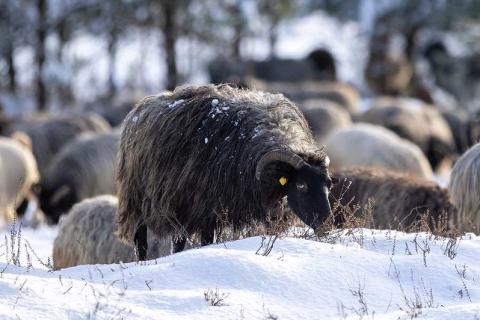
[
  {"x1": 448, "y1": 143, "x2": 480, "y2": 232},
  {"x1": 117, "y1": 84, "x2": 333, "y2": 259},
  {"x1": 357, "y1": 97, "x2": 455, "y2": 170},
  {"x1": 0, "y1": 137, "x2": 39, "y2": 224},
  {"x1": 300, "y1": 99, "x2": 352, "y2": 144},
  {"x1": 9, "y1": 113, "x2": 111, "y2": 176},
  {"x1": 38, "y1": 131, "x2": 120, "y2": 223},
  {"x1": 250, "y1": 79, "x2": 359, "y2": 114},
  {"x1": 325, "y1": 123, "x2": 433, "y2": 178},
  {"x1": 53, "y1": 196, "x2": 176, "y2": 269},
  {"x1": 441, "y1": 110, "x2": 480, "y2": 155}
]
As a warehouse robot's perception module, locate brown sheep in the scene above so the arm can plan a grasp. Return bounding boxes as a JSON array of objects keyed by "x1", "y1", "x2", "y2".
[{"x1": 330, "y1": 167, "x2": 455, "y2": 231}]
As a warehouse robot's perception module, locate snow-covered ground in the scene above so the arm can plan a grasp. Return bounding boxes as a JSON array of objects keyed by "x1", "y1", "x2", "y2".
[{"x1": 0, "y1": 226, "x2": 479, "y2": 319}]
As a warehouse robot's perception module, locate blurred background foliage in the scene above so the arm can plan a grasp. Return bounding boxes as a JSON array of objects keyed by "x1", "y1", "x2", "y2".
[{"x1": 1, "y1": 0, "x2": 480, "y2": 113}]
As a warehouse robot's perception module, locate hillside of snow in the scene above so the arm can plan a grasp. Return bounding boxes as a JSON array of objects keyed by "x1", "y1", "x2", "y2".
[{"x1": 0, "y1": 226, "x2": 479, "y2": 319}]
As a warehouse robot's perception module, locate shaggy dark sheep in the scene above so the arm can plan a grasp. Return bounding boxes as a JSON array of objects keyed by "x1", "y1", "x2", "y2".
[
  {"x1": 330, "y1": 167, "x2": 455, "y2": 230},
  {"x1": 53, "y1": 196, "x2": 189, "y2": 269},
  {"x1": 357, "y1": 97, "x2": 455, "y2": 170},
  {"x1": 39, "y1": 131, "x2": 120, "y2": 223},
  {"x1": 448, "y1": 143, "x2": 480, "y2": 232},
  {"x1": 300, "y1": 99, "x2": 351, "y2": 144},
  {"x1": 10, "y1": 113, "x2": 111, "y2": 176},
  {"x1": 117, "y1": 84, "x2": 333, "y2": 259}
]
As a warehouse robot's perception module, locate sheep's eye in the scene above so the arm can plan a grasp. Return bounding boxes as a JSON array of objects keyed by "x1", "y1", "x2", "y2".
[{"x1": 296, "y1": 181, "x2": 308, "y2": 192}]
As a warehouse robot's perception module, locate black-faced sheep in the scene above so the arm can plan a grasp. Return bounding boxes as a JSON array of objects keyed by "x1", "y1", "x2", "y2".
[
  {"x1": 448, "y1": 143, "x2": 480, "y2": 232},
  {"x1": 10, "y1": 113, "x2": 111, "y2": 176},
  {"x1": 357, "y1": 97, "x2": 455, "y2": 170},
  {"x1": 325, "y1": 123, "x2": 433, "y2": 178},
  {"x1": 300, "y1": 99, "x2": 352, "y2": 144},
  {"x1": 53, "y1": 196, "x2": 180, "y2": 269},
  {"x1": 117, "y1": 84, "x2": 333, "y2": 259},
  {"x1": 38, "y1": 131, "x2": 120, "y2": 223},
  {"x1": 0, "y1": 137, "x2": 39, "y2": 224},
  {"x1": 330, "y1": 167, "x2": 455, "y2": 230}
]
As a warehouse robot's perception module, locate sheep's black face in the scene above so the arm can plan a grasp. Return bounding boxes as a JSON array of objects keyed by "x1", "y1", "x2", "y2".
[
  {"x1": 37, "y1": 183, "x2": 77, "y2": 224},
  {"x1": 285, "y1": 164, "x2": 333, "y2": 229}
]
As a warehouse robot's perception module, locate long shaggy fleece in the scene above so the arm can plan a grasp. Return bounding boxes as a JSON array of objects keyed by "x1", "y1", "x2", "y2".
[
  {"x1": 117, "y1": 84, "x2": 326, "y2": 243},
  {"x1": 12, "y1": 113, "x2": 111, "y2": 176},
  {"x1": 53, "y1": 196, "x2": 172, "y2": 269},
  {"x1": 325, "y1": 123, "x2": 433, "y2": 178},
  {"x1": 0, "y1": 137, "x2": 39, "y2": 223},
  {"x1": 330, "y1": 167, "x2": 455, "y2": 230},
  {"x1": 40, "y1": 131, "x2": 120, "y2": 222},
  {"x1": 448, "y1": 143, "x2": 480, "y2": 231}
]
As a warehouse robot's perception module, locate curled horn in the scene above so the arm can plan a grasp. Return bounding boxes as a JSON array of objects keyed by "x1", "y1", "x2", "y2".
[{"x1": 255, "y1": 149, "x2": 306, "y2": 180}]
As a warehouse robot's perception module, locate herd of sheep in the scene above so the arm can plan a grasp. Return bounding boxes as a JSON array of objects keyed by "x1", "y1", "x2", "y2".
[{"x1": 0, "y1": 80, "x2": 478, "y2": 270}]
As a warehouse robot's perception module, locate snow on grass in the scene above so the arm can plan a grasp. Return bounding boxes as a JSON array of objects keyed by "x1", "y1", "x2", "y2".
[{"x1": 0, "y1": 228, "x2": 479, "y2": 319}]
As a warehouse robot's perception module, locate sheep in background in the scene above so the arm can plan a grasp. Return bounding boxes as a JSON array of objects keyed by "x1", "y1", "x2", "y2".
[
  {"x1": 325, "y1": 124, "x2": 433, "y2": 178},
  {"x1": 300, "y1": 99, "x2": 352, "y2": 144},
  {"x1": 117, "y1": 84, "x2": 333, "y2": 259},
  {"x1": 250, "y1": 79, "x2": 359, "y2": 114},
  {"x1": 0, "y1": 137, "x2": 39, "y2": 224},
  {"x1": 38, "y1": 131, "x2": 120, "y2": 223},
  {"x1": 9, "y1": 113, "x2": 111, "y2": 176},
  {"x1": 441, "y1": 110, "x2": 480, "y2": 155},
  {"x1": 330, "y1": 167, "x2": 455, "y2": 231},
  {"x1": 356, "y1": 97, "x2": 455, "y2": 170},
  {"x1": 448, "y1": 143, "x2": 480, "y2": 232},
  {"x1": 53, "y1": 196, "x2": 182, "y2": 269},
  {"x1": 93, "y1": 102, "x2": 135, "y2": 127}
]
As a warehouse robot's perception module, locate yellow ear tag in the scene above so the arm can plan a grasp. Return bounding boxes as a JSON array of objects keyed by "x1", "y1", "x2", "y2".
[{"x1": 279, "y1": 176, "x2": 288, "y2": 186}]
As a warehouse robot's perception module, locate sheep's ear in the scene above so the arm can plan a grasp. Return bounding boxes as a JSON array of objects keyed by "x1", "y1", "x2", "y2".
[{"x1": 49, "y1": 185, "x2": 72, "y2": 206}]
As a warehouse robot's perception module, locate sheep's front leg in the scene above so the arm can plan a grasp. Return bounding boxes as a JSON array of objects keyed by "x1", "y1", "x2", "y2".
[
  {"x1": 172, "y1": 236, "x2": 186, "y2": 253},
  {"x1": 134, "y1": 222, "x2": 148, "y2": 261},
  {"x1": 201, "y1": 228, "x2": 215, "y2": 246}
]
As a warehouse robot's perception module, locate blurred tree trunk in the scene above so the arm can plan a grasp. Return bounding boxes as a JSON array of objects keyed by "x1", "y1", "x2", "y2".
[
  {"x1": 161, "y1": 0, "x2": 178, "y2": 90},
  {"x1": 230, "y1": 3, "x2": 243, "y2": 60},
  {"x1": 107, "y1": 28, "x2": 118, "y2": 98},
  {"x1": 35, "y1": 0, "x2": 47, "y2": 111},
  {"x1": 268, "y1": 19, "x2": 278, "y2": 58},
  {"x1": 6, "y1": 44, "x2": 16, "y2": 92}
]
